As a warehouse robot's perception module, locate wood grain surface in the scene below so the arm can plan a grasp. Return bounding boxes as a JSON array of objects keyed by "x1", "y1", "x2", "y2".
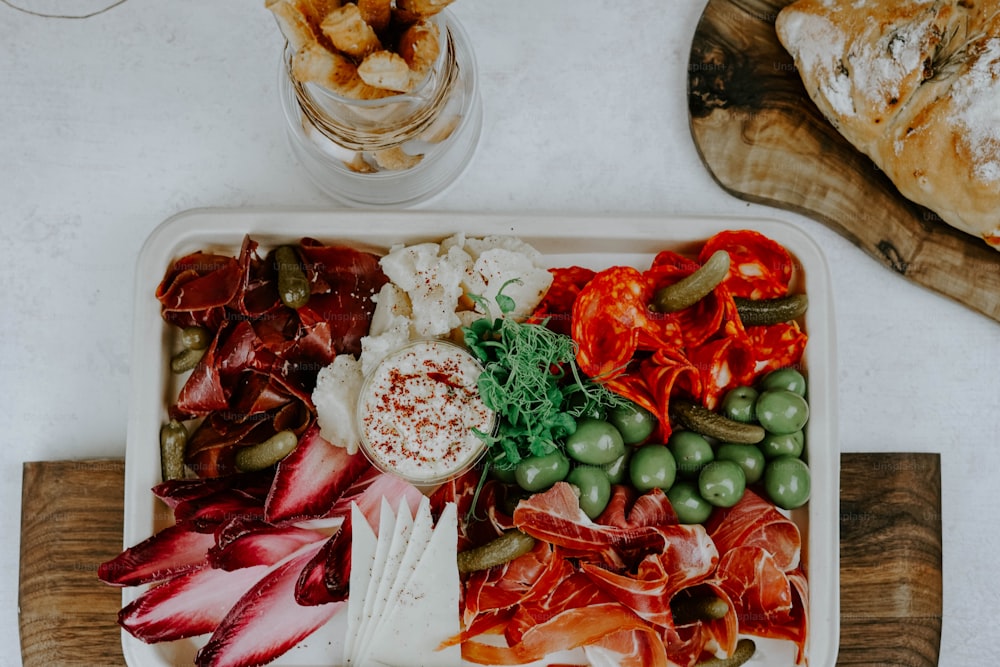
[
  {"x1": 688, "y1": 0, "x2": 1000, "y2": 323},
  {"x1": 18, "y1": 454, "x2": 941, "y2": 666}
]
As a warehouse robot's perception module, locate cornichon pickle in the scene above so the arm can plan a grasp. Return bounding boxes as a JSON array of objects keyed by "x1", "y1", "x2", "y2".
[
  {"x1": 457, "y1": 530, "x2": 536, "y2": 574},
  {"x1": 734, "y1": 293, "x2": 808, "y2": 326},
  {"x1": 275, "y1": 245, "x2": 310, "y2": 309},
  {"x1": 170, "y1": 347, "x2": 206, "y2": 374},
  {"x1": 159, "y1": 420, "x2": 188, "y2": 481},
  {"x1": 672, "y1": 400, "x2": 765, "y2": 444},
  {"x1": 234, "y1": 430, "x2": 299, "y2": 472},
  {"x1": 180, "y1": 326, "x2": 210, "y2": 351},
  {"x1": 652, "y1": 250, "x2": 731, "y2": 313},
  {"x1": 695, "y1": 638, "x2": 756, "y2": 667},
  {"x1": 670, "y1": 594, "x2": 730, "y2": 625}
]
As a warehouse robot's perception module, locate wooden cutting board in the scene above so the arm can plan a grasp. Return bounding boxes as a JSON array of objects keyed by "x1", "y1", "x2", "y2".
[
  {"x1": 688, "y1": 0, "x2": 1000, "y2": 323},
  {"x1": 18, "y1": 453, "x2": 941, "y2": 666}
]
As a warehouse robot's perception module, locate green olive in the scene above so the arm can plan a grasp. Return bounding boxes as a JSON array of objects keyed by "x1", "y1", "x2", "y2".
[
  {"x1": 715, "y1": 443, "x2": 766, "y2": 485},
  {"x1": 698, "y1": 460, "x2": 746, "y2": 508},
  {"x1": 601, "y1": 450, "x2": 630, "y2": 484},
  {"x1": 567, "y1": 466, "x2": 612, "y2": 519},
  {"x1": 607, "y1": 401, "x2": 656, "y2": 444},
  {"x1": 275, "y1": 245, "x2": 310, "y2": 310},
  {"x1": 515, "y1": 450, "x2": 571, "y2": 492},
  {"x1": 755, "y1": 390, "x2": 809, "y2": 435},
  {"x1": 489, "y1": 461, "x2": 518, "y2": 484},
  {"x1": 629, "y1": 444, "x2": 677, "y2": 492},
  {"x1": 180, "y1": 326, "x2": 211, "y2": 351},
  {"x1": 667, "y1": 481, "x2": 713, "y2": 524},
  {"x1": 720, "y1": 386, "x2": 759, "y2": 423},
  {"x1": 758, "y1": 430, "x2": 805, "y2": 459},
  {"x1": 667, "y1": 430, "x2": 714, "y2": 479},
  {"x1": 564, "y1": 418, "x2": 626, "y2": 465},
  {"x1": 759, "y1": 367, "x2": 807, "y2": 396},
  {"x1": 764, "y1": 456, "x2": 811, "y2": 509}
]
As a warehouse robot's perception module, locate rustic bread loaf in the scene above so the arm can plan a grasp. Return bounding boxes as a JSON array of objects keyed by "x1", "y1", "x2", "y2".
[{"x1": 776, "y1": 0, "x2": 1000, "y2": 251}]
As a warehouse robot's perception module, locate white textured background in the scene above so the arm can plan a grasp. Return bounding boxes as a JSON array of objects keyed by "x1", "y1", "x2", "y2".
[{"x1": 1, "y1": 0, "x2": 997, "y2": 665}]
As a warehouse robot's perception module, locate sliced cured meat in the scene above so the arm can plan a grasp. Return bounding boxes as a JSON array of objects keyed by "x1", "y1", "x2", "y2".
[
  {"x1": 699, "y1": 230, "x2": 793, "y2": 300},
  {"x1": 705, "y1": 489, "x2": 801, "y2": 571},
  {"x1": 529, "y1": 266, "x2": 596, "y2": 335},
  {"x1": 686, "y1": 335, "x2": 757, "y2": 410},
  {"x1": 748, "y1": 322, "x2": 808, "y2": 377},
  {"x1": 572, "y1": 266, "x2": 662, "y2": 380}
]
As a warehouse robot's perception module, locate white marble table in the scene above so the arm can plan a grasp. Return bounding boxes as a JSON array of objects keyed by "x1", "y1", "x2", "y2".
[{"x1": 1, "y1": 1, "x2": 996, "y2": 665}]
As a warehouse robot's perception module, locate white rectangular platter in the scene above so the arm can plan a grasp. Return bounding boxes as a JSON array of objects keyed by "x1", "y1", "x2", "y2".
[{"x1": 123, "y1": 208, "x2": 839, "y2": 667}]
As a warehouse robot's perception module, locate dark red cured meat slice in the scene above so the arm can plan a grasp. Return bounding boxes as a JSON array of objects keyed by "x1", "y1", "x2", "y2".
[
  {"x1": 747, "y1": 322, "x2": 808, "y2": 378},
  {"x1": 529, "y1": 266, "x2": 596, "y2": 335},
  {"x1": 705, "y1": 489, "x2": 802, "y2": 571},
  {"x1": 636, "y1": 349, "x2": 703, "y2": 437},
  {"x1": 151, "y1": 471, "x2": 274, "y2": 510},
  {"x1": 699, "y1": 230, "x2": 793, "y2": 300},
  {"x1": 594, "y1": 486, "x2": 678, "y2": 530},
  {"x1": 296, "y1": 241, "x2": 387, "y2": 358}
]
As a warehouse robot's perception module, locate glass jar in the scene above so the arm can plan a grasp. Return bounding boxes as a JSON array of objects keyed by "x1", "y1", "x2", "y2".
[{"x1": 278, "y1": 10, "x2": 482, "y2": 207}]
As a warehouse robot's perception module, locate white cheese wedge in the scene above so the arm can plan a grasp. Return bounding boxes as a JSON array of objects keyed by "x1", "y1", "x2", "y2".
[
  {"x1": 348, "y1": 498, "x2": 396, "y2": 666},
  {"x1": 353, "y1": 501, "x2": 414, "y2": 665},
  {"x1": 343, "y1": 503, "x2": 378, "y2": 665},
  {"x1": 365, "y1": 502, "x2": 461, "y2": 667}
]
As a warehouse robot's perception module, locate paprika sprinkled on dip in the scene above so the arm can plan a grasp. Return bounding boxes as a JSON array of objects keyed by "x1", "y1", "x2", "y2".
[{"x1": 357, "y1": 339, "x2": 495, "y2": 485}]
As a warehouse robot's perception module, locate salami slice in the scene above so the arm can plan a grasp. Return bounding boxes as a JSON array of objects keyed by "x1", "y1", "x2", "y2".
[
  {"x1": 572, "y1": 266, "x2": 655, "y2": 380},
  {"x1": 530, "y1": 266, "x2": 595, "y2": 335},
  {"x1": 699, "y1": 230, "x2": 793, "y2": 300}
]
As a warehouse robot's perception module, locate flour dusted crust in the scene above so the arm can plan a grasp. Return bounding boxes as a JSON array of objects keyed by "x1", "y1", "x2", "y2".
[{"x1": 776, "y1": 0, "x2": 1000, "y2": 251}]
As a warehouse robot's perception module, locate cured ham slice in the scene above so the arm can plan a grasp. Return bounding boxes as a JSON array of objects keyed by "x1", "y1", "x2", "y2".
[
  {"x1": 512, "y1": 483, "x2": 678, "y2": 569},
  {"x1": 705, "y1": 489, "x2": 801, "y2": 571}
]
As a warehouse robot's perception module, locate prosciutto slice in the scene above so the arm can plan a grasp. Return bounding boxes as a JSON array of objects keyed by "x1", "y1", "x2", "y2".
[{"x1": 705, "y1": 489, "x2": 801, "y2": 571}]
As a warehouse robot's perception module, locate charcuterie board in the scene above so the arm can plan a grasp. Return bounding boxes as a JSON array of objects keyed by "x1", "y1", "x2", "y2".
[
  {"x1": 687, "y1": 0, "x2": 1000, "y2": 323},
  {"x1": 18, "y1": 453, "x2": 941, "y2": 666}
]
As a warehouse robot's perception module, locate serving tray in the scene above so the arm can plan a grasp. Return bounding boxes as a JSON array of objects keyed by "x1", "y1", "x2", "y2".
[
  {"x1": 18, "y1": 453, "x2": 941, "y2": 666},
  {"x1": 687, "y1": 0, "x2": 1000, "y2": 323}
]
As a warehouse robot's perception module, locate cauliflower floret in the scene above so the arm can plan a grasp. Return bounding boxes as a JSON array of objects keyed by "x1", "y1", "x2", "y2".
[{"x1": 312, "y1": 355, "x2": 364, "y2": 454}]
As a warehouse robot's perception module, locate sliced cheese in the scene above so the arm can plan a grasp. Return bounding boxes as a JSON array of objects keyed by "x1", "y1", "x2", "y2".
[
  {"x1": 365, "y1": 502, "x2": 461, "y2": 667},
  {"x1": 348, "y1": 498, "x2": 396, "y2": 666},
  {"x1": 353, "y1": 500, "x2": 414, "y2": 665},
  {"x1": 343, "y1": 502, "x2": 378, "y2": 665}
]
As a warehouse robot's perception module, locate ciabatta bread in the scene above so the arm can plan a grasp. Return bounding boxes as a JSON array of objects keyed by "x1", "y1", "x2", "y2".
[{"x1": 776, "y1": 0, "x2": 1000, "y2": 251}]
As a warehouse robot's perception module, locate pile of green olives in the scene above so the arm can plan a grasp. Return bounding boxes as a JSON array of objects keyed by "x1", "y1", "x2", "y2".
[
  {"x1": 501, "y1": 400, "x2": 657, "y2": 520},
  {"x1": 718, "y1": 367, "x2": 812, "y2": 510}
]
